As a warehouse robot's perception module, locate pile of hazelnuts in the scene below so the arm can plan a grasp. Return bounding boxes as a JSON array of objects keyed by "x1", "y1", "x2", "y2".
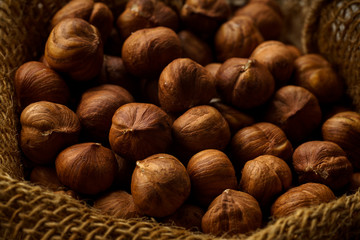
[{"x1": 14, "y1": 0, "x2": 360, "y2": 237}]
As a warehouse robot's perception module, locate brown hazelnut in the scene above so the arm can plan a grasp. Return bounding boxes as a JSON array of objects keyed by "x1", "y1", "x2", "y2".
[
  {"x1": 45, "y1": 18, "x2": 103, "y2": 82},
  {"x1": 121, "y1": 26, "x2": 182, "y2": 77},
  {"x1": 51, "y1": 0, "x2": 94, "y2": 28},
  {"x1": 250, "y1": 40, "x2": 296, "y2": 87},
  {"x1": 271, "y1": 183, "x2": 336, "y2": 218},
  {"x1": 94, "y1": 190, "x2": 143, "y2": 219},
  {"x1": 202, "y1": 189, "x2": 262, "y2": 236},
  {"x1": 215, "y1": 58, "x2": 275, "y2": 109},
  {"x1": 172, "y1": 105, "x2": 231, "y2": 153},
  {"x1": 322, "y1": 111, "x2": 360, "y2": 169},
  {"x1": 14, "y1": 61, "x2": 70, "y2": 109},
  {"x1": 234, "y1": 2, "x2": 284, "y2": 40},
  {"x1": 55, "y1": 142, "x2": 117, "y2": 195},
  {"x1": 158, "y1": 58, "x2": 217, "y2": 113},
  {"x1": 180, "y1": 0, "x2": 231, "y2": 38},
  {"x1": 29, "y1": 166, "x2": 63, "y2": 191},
  {"x1": 89, "y1": 2, "x2": 114, "y2": 42},
  {"x1": 293, "y1": 141, "x2": 353, "y2": 191},
  {"x1": 131, "y1": 153, "x2": 191, "y2": 217},
  {"x1": 178, "y1": 30, "x2": 213, "y2": 66},
  {"x1": 264, "y1": 85, "x2": 322, "y2": 143},
  {"x1": 187, "y1": 149, "x2": 238, "y2": 206},
  {"x1": 215, "y1": 16, "x2": 264, "y2": 61},
  {"x1": 286, "y1": 44, "x2": 302, "y2": 59},
  {"x1": 248, "y1": 0, "x2": 283, "y2": 17},
  {"x1": 239, "y1": 155, "x2": 292, "y2": 208},
  {"x1": 293, "y1": 54, "x2": 343, "y2": 103},
  {"x1": 20, "y1": 101, "x2": 81, "y2": 164},
  {"x1": 162, "y1": 204, "x2": 205, "y2": 231},
  {"x1": 210, "y1": 100, "x2": 255, "y2": 134},
  {"x1": 76, "y1": 84, "x2": 134, "y2": 143},
  {"x1": 117, "y1": 0, "x2": 179, "y2": 40},
  {"x1": 109, "y1": 102, "x2": 172, "y2": 161},
  {"x1": 204, "y1": 63, "x2": 221, "y2": 78},
  {"x1": 231, "y1": 122, "x2": 293, "y2": 167}
]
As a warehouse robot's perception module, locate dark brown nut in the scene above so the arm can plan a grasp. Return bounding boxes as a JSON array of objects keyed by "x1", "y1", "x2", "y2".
[
  {"x1": 45, "y1": 18, "x2": 103, "y2": 82},
  {"x1": 250, "y1": 40, "x2": 296, "y2": 87},
  {"x1": 234, "y1": 2, "x2": 284, "y2": 40},
  {"x1": 109, "y1": 102, "x2": 172, "y2": 161},
  {"x1": 187, "y1": 149, "x2": 238, "y2": 206},
  {"x1": 264, "y1": 85, "x2": 322, "y2": 143},
  {"x1": 14, "y1": 61, "x2": 70, "y2": 109},
  {"x1": 322, "y1": 111, "x2": 360, "y2": 169},
  {"x1": 55, "y1": 142, "x2": 117, "y2": 195},
  {"x1": 162, "y1": 204, "x2": 205, "y2": 231},
  {"x1": 131, "y1": 153, "x2": 191, "y2": 217},
  {"x1": 239, "y1": 155, "x2": 292, "y2": 208},
  {"x1": 270, "y1": 183, "x2": 336, "y2": 218},
  {"x1": 348, "y1": 172, "x2": 360, "y2": 193},
  {"x1": 89, "y1": 2, "x2": 114, "y2": 42},
  {"x1": 215, "y1": 58, "x2": 275, "y2": 109},
  {"x1": 293, "y1": 54, "x2": 343, "y2": 103},
  {"x1": 178, "y1": 30, "x2": 213, "y2": 66},
  {"x1": 117, "y1": 0, "x2": 179, "y2": 40},
  {"x1": 210, "y1": 100, "x2": 255, "y2": 134},
  {"x1": 158, "y1": 58, "x2": 217, "y2": 113},
  {"x1": 231, "y1": 122, "x2": 293, "y2": 167},
  {"x1": 30, "y1": 166, "x2": 63, "y2": 191},
  {"x1": 51, "y1": 0, "x2": 94, "y2": 28},
  {"x1": 204, "y1": 63, "x2": 221, "y2": 78},
  {"x1": 202, "y1": 189, "x2": 262, "y2": 236},
  {"x1": 121, "y1": 26, "x2": 182, "y2": 77},
  {"x1": 76, "y1": 84, "x2": 134, "y2": 143},
  {"x1": 94, "y1": 190, "x2": 143, "y2": 219},
  {"x1": 172, "y1": 105, "x2": 231, "y2": 153},
  {"x1": 20, "y1": 101, "x2": 81, "y2": 164},
  {"x1": 286, "y1": 44, "x2": 302, "y2": 59},
  {"x1": 248, "y1": 0, "x2": 283, "y2": 16},
  {"x1": 292, "y1": 141, "x2": 353, "y2": 191},
  {"x1": 215, "y1": 16, "x2": 264, "y2": 62},
  {"x1": 180, "y1": 0, "x2": 231, "y2": 38}
]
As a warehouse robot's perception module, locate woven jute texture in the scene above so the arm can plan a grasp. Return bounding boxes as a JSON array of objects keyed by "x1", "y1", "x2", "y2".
[{"x1": 1, "y1": 0, "x2": 360, "y2": 239}]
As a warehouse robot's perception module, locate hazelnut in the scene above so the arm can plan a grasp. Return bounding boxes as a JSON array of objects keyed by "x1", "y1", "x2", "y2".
[
  {"x1": 204, "y1": 63, "x2": 221, "y2": 78},
  {"x1": 215, "y1": 16, "x2": 264, "y2": 61},
  {"x1": 89, "y1": 2, "x2": 114, "y2": 42},
  {"x1": 292, "y1": 141, "x2": 353, "y2": 191},
  {"x1": 94, "y1": 190, "x2": 143, "y2": 219},
  {"x1": 202, "y1": 189, "x2": 262, "y2": 236},
  {"x1": 51, "y1": 0, "x2": 94, "y2": 28},
  {"x1": 162, "y1": 204, "x2": 205, "y2": 231},
  {"x1": 172, "y1": 105, "x2": 231, "y2": 153},
  {"x1": 286, "y1": 44, "x2": 302, "y2": 59},
  {"x1": 121, "y1": 26, "x2": 182, "y2": 77},
  {"x1": 293, "y1": 54, "x2": 343, "y2": 103},
  {"x1": 231, "y1": 122, "x2": 293, "y2": 167},
  {"x1": 210, "y1": 100, "x2": 255, "y2": 134},
  {"x1": 20, "y1": 101, "x2": 81, "y2": 164},
  {"x1": 131, "y1": 153, "x2": 191, "y2": 217},
  {"x1": 250, "y1": 40, "x2": 296, "y2": 87},
  {"x1": 109, "y1": 102, "x2": 172, "y2": 161},
  {"x1": 180, "y1": 0, "x2": 231, "y2": 38},
  {"x1": 239, "y1": 155, "x2": 292, "y2": 208},
  {"x1": 322, "y1": 111, "x2": 360, "y2": 169},
  {"x1": 234, "y1": 2, "x2": 284, "y2": 40},
  {"x1": 187, "y1": 149, "x2": 238, "y2": 206},
  {"x1": 14, "y1": 61, "x2": 70, "y2": 109},
  {"x1": 215, "y1": 58, "x2": 275, "y2": 109},
  {"x1": 117, "y1": 0, "x2": 179, "y2": 40},
  {"x1": 55, "y1": 142, "x2": 117, "y2": 195},
  {"x1": 248, "y1": 0, "x2": 283, "y2": 17},
  {"x1": 29, "y1": 166, "x2": 63, "y2": 191},
  {"x1": 76, "y1": 84, "x2": 134, "y2": 143},
  {"x1": 271, "y1": 183, "x2": 336, "y2": 218},
  {"x1": 45, "y1": 18, "x2": 103, "y2": 82},
  {"x1": 158, "y1": 58, "x2": 217, "y2": 113},
  {"x1": 178, "y1": 30, "x2": 213, "y2": 66},
  {"x1": 264, "y1": 85, "x2": 322, "y2": 143}
]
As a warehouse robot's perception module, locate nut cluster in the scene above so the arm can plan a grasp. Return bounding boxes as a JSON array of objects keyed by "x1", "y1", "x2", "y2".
[{"x1": 17, "y1": 0, "x2": 358, "y2": 237}]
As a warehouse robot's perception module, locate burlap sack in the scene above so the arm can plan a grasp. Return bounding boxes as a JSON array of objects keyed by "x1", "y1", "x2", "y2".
[{"x1": 1, "y1": 0, "x2": 360, "y2": 239}]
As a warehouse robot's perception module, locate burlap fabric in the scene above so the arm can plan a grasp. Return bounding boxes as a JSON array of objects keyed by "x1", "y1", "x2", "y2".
[{"x1": 1, "y1": 0, "x2": 360, "y2": 239}]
